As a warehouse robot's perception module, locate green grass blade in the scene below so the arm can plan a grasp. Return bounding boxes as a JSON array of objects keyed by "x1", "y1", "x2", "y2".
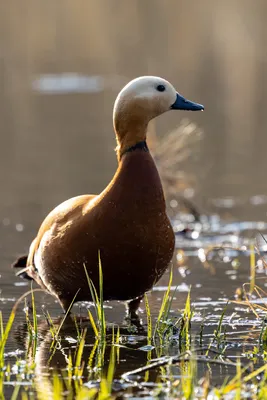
[
  {"x1": 30, "y1": 284, "x2": 38, "y2": 358},
  {"x1": 53, "y1": 289, "x2": 80, "y2": 342},
  {"x1": 10, "y1": 385, "x2": 20, "y2": 400},
  {"x1": 98, "y1": 251, "x2": 106, "y2": 341},
  {"x1": 0, "y1": 310, "x2": 15, "y2": 369},
  {"x1": 88, "y1": 310, "x2": 99, "y2": 337},
  {"x1": 180, "y1": 288, "x2": 192, "y2": 351},
  {"x1": 157, "y1": 267, "x2": 173, "y2": 324},
  {"x1": 0, "y1": 312, "x2": 3, "y2": 339},
  {"x1": 154, "y1": 267, "x2": 173, "y2": 337},
  {"x1": 107, "y1": 343, "x2": 115, "y2": 393},
  {"x1": 74, "y1": 329, "x2": 86, "y2": 377},
  {"x1": 144, "y1": 294, "x2": 152, "y2": 345},
  {"x1": 249, "y1": 242, "x2": 256, "y2": 294}
]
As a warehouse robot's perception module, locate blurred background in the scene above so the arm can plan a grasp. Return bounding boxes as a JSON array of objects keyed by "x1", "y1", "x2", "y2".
[{"x1": 1, "y1": 0, "x2": 267, "y2": 258}]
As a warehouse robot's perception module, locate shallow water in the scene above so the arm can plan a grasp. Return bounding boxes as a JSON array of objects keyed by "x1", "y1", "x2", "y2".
[
  {"x1": 2, "y1": 211, "x2": 267, "y2": 398},
  {"x1": 1, "y1": 1, "x2": 267, "y2": 397}
]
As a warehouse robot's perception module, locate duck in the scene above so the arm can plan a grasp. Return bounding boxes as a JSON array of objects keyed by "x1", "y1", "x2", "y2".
[{"x1": 13, "y1": 76, "x2": 204, "y2": 317}]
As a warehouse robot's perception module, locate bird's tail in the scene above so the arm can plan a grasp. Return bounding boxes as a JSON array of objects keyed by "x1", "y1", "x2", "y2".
[{"x1": 12, "y1": 255, "x2": 33, "y2": 280}]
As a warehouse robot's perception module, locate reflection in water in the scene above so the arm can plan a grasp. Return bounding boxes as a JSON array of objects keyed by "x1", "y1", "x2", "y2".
[{"x1": 13, "y1": 316, "x2": 157, "y2": 397}]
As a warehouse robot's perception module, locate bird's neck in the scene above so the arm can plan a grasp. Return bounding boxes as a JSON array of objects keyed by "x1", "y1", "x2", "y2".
[
  {"x1": 115, "y1": 126, "x2": 148, "y2": 160},
  {"x1": 93, "y1": 147, "x2": 166, "y2": 217},
  {"x1": 114, "y1": 107, "x2": 149, "y2": 160},
  {"x1": 112, "y1": 149, "x2": 166, "y2": 213},
  {"x1": 120, "y1": 140, "x2": 149, "y2": 158}
]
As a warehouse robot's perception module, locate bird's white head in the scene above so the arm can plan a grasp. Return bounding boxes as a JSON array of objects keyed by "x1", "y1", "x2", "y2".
[{"x1": 113, "y1": 76, "x2": 204, "y2": 159}]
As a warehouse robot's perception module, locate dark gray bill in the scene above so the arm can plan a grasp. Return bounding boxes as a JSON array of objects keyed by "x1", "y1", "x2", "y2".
[{"x1": 171, "y1": 93, "x2": 204, "y2": 111}]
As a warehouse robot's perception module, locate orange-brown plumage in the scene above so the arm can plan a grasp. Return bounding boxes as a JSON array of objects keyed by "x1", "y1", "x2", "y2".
[{"x1": 13, "y1": 76, "x2": 204, "y2": 315}]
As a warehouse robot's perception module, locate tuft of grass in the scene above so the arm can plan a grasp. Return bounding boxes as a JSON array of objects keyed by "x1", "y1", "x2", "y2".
[
  {"x1": 0, "y1": 289, "x2": 46, "y2": 399},
  {"x1": 233, "y1": 284, "x2": 267, "y2": 318},
  {"x1": 24, "y1": 285, "x2": 38, "y2": 360},
  {"x1": 84, "y1": 251, "x2": 106, "y2": 342},
  {"x1": 214, "y1": 361, "x2": 267, "y2": 398},
  {"x1": 42, "y1": 308, "x2": 57, "y2": 339},
  {"x1": 212, "y1": 301, "x2": 228, "y2": 350},
  {"x1": 180, "y1": 352, "x2": 197, "y2": 400},
  {"x1": 179, "y1": 289, "x2": 192, "y2": 351},
  {"x1": 5, "y1": 251, "x2": 267, "y2": 399},
  {"x1": 155, "y1": 267, "x2": 173, "y2": 332},
  {"x1": 154, "y1": 267, "x2": 178, "y2": 341}
]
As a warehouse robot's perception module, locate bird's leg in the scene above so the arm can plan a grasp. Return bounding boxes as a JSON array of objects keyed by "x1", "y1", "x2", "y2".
[
  {"x1": 126, "y1": 296, "x2": 143, "y2": 320},
  {"x1": 59, "y1": 297, "x2": 73, "y2": 317},
  {"x1": 123, "y1": 296, "x2": 144, "y2": 331}
]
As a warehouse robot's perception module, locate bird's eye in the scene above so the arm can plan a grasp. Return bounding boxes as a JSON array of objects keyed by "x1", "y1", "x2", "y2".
[{"x1": 156, "y1": 84, "x2": 165, "y2": 92}]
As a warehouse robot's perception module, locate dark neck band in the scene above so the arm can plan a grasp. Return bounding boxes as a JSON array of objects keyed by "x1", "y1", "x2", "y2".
[{"x1": 121, "y1": 141, "x2": 149, "y2": 158}]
